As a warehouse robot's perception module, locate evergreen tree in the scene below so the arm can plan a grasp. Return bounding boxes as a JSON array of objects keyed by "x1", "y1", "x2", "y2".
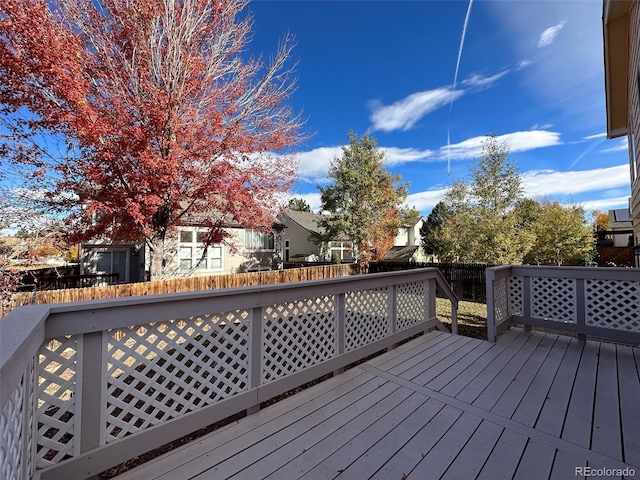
[
  {"x1": 287, "y1": 198, "x2": 312, "y2": 212},
  {"x1": 318, "y1": 132, "x2": 408, "y2": 261}
]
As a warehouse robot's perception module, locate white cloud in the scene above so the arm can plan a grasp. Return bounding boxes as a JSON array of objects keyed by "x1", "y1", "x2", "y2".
[
  {"x1": 296, "y1": 146, "x2": 343, "y2": 183},
  {"x1": 369, "y1": 87, "x2": 463, "y2": 132},
  {"x1": 295, "y1": 130, "x2": 562, "y2": 183},
  {"x1": 461, "y1": 70, "x2": 509, "y2": 89},
  {"x1": 531, "y1": 123, "x2": 553, "y2": 130},
  {"x1": 296, "y1": 145, "x2": 434, "y2": 182},
  {"x1": 537, "y1": 21, "x2": 565, "y2": 47},
  {"x1": 286, "y1": 192, "x2": 323, "y2": 212},
  {"x1": 405, "y1": 164, "x2": 630, "y2": 215},
  {"x1": 440, "y1": 130, "x2": 561, "y2": 160},
  {"x1": 523, "y1": 164, "x2": 629, "y2": 197},
  {"x1": 382, "y1": 147, "x2": 434, "y2": 165},
  {"x1": 405, "y1": 188, "x2": 448, "y2": 212},
  {"x1": 579, "y1": 196, "x2": 630, "y2": 211},
  {"x1": 369, "y1": 65, "x2": 517, "y2": 133},
  {"x1": 584, "y1": 132, "x2": 607, "y2": 140},
  {"x1": 600, "y1": 138, "x2": 629, "y2": 153},
  {"x1": 517, "y1": 59, "x2": 532, "y2": 69}
]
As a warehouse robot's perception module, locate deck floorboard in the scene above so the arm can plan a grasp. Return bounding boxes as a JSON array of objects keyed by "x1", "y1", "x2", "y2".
[{"x1": 115, "y1": 328, "x2": 640, "y2": 480}]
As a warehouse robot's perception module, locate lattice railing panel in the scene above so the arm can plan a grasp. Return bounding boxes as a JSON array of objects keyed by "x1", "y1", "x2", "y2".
[
  {"x1": 494, "y1": 277, "x2": 509, "y2": 326},
  {"x1": 106, "y1": 312, "x2": 250, "y2": 442},
  {"x1": 262, "y1": 296, "x2": 336, "y2": 382},
  {"x1": 1, "y1": 372, "x2": 25, "y2": 480},
  {"x1": 585, "y1": 280, "x2": 640, "y2": 331},
  {"x1": 36, "y1": 336, "x2": 79, "y2": 468},
  {"x1": 531, "y1": 277, "x2": 576, "y2": 323},
  {"x1": 509, "y1": 276, "x2": 523, "y2": 316},
  {"x1": 397, "y1": 281, "x2": 427, "y2": 331},
  {"x1": 345, "y1": 288, "x2": 390, "y2": 351}
]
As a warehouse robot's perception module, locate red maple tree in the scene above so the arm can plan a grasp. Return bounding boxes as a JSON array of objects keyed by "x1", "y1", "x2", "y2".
[{"x1": 0, "y1": 0, "x2": 303, "y2": 279}]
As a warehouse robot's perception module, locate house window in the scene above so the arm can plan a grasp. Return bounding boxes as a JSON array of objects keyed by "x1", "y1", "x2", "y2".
[
  {"x1": 244, "y1": 229, "x2": 275, "y2": 250},
  {"x1": 92, "y1": 248, "x2": 128, "y2": 283},
  {"x1": 179, "y1": 229, "x2": 223, "y2": 271},
  {"x1": 328, "y1": 241, "x2": 353, "y2": 261},
  {"x1": 284, "y1": 239, "x2": 290, "y2": 261}
]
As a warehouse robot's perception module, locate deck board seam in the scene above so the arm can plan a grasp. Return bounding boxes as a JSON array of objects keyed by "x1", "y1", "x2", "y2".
[{"x1": 359, "y1": 363, "x2": 639, "y2": 472}]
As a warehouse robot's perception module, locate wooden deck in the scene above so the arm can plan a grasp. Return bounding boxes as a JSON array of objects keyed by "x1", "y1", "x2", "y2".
[{"x1": 116, "y1": 328, "x2": 640, "y2": 480}]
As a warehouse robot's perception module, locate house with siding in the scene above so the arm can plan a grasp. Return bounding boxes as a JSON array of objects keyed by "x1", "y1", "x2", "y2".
[
  {"x1": 603, "y1": 0, "x2": 640, "y2": 265},
  {"x1": 385, "y1": 216, "x2": 428, "y2": 263},
  {"x1": 81, "y1": 221, "x2": 281, "y2": 281},
  {"x1": 279, "y1": 210, "x2": 354, "y2": 262}
]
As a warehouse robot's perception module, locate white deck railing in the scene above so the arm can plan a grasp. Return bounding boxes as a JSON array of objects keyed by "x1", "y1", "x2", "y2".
[
  {"x1": 0, "y1": 269, "x2": 458, "y2": 480},
  {"x1": 486, "y1": 265, "x2": 640, "y2": 344}
]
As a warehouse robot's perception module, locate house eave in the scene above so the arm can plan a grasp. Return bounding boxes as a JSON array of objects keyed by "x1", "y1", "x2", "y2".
[{"x1": 603, "y1": 0, "x2": 632, "y2": 138}]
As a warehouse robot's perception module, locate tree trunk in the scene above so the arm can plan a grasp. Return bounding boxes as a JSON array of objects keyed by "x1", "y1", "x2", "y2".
[{"x1": 148, "y1": 236, "x2": 166, "y2": 281}]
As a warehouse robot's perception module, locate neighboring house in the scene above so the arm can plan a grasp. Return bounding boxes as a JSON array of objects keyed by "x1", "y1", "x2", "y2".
[
  {"x1": 280, "y1": 211, "x2": 426, "y2": 264},
  {"x1": 279, "y1": 210, "x2": 326, "y2": 262},
  {"x1": 394, "y1": 216, "x2": 424, "y2": 247},
  {"x1": 382, "y1": 245, "x2": 427, "y2": 263},
  {"x1": 81, "y1": 221, "x2": 282, "y2": 282},
  {"x1": 385, "y1": 216, "x2": 428, "y2": 263},
  {"x1": 279, "y1": 210, "x2": 353, "y2": 262},
  {"x1": 81, "y1": 242, "x2": 146, "y2": 283},
  {"x1": 603, "y1": 0, "x2": 640, "y2": 266},
  {"x1": 608, "y1": 207, "x2": 634, "y2": 246}
]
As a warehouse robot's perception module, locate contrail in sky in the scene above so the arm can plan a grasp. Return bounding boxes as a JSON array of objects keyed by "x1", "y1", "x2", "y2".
[{"x1": 447, "y1": 0, "x2": 474, "y2": 175}]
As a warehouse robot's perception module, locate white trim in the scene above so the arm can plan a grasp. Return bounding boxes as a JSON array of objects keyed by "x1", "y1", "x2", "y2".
[{"x1": 178, "y1": 228, "x2": 224, "y2": 273}]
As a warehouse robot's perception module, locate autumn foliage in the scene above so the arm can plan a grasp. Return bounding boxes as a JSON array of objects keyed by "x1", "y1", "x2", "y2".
[
  {"x1": 0, "y1": 0, "x2": 303, "y2": 278},
  {"x1": 318, "y1": 132, "x2": 408, "y2": 262}
]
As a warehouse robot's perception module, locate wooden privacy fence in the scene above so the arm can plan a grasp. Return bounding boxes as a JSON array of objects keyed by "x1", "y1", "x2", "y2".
[
  {"x1": 2, "y1": 264, "x2": 355, "y2": 317},
  {"x1": 369, "y1": 262, "x2": 491, "y2": 303}
]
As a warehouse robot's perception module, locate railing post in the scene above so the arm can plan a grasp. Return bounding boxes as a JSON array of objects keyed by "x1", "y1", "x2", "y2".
[
  {"x1": 576, "y1": 278, "x2": 586, "y2": 340},
  {"x1": 450, "y1": 302, "x2": 458, "y2": 335},
  {"x1": 388, "y1": 285, "x2": 398, "y2": 350},
  {"x1": 523, "y1": 276, "x2": 532, "y2": 331},
  {"x1": 334, "y1": 293, "x2": 346, "y2": 376},
  {"x1": 426, "y1": 278, "x2": 437, "y2": 334},
  {"x1": 486, "y1": 268, "x2": 496, "y2": 342},
  {"x1": 80, "y1": 332, "x2": 107, "y2": 455},
  {"x1": 247, "y1": 307, "x2": 263, "y2": 415},
  {"x1": 20, "y1": 359, "x2": 36, "y2": 480}
]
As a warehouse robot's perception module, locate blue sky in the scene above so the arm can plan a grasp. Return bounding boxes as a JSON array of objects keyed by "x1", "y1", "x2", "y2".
[{"x1": 248, "y1": 0, "x2": 631, "y2": 216}]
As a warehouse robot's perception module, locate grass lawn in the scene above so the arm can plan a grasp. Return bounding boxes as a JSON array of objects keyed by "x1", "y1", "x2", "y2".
[{"x1": 436, "y1": 297, "x2": 488, "y2": 340}]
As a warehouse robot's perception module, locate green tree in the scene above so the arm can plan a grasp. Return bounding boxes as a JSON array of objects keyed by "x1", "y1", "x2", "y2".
[
  {"x1": 436, "y1": 133, "x2": 534, "y2": 264},
  {"x1": 287, "y1": 198, "x2": 312, "y2": 212},
  {"x1": 400, "y1": 206, "x2": 421, "y2": 221},
  {"x1": 525, "y1": 201, "x2": 593, "y2": 265},
  {"x1": 514, "y1": 198, "x2": 543, "y2": 231},
  {"x1": 420, "y1": 201, "x2": 451, "y2": 258},
  {"x1": 318, "y1": 132, "x2": 408, "y2": 262}
]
